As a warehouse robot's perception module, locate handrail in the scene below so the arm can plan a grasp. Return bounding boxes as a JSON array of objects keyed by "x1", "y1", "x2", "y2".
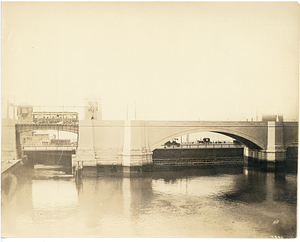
[
  {"x1": 23, "y1": 144, "x2": 76, "y2": 147},
  {"x1": 23, "y1": 145, "x2": 77, "y2": 151},
  {"x1": 160, "y1": 144, "x2": 243, "y2": 149}
]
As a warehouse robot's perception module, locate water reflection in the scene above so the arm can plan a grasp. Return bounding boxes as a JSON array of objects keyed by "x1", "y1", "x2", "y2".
[
  {"x1": 128, "y1": 177, "x2": 154, "y2": 217},
  {"x1": 1, "y1": 165, "x2": 297, "y2": 238},
  {"x1": 273, "y1": 173, "x2": 297, "y2": 205},
  {"x1": 32, "y1": 180, "x2": 78, "y2": 210},
  {"x1": 221, "y1": 168, "x2": 267, "y2": 203}
]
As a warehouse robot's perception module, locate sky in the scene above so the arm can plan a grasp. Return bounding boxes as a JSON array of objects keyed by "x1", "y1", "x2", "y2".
[{"x1": 2, "y1": 2, "x2": 299, "y2": 121}]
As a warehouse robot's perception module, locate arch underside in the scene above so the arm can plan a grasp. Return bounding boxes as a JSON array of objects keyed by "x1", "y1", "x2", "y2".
[
  {"x1": 150, "y1": 127, "x2": 266, "y2": 151},
  {"x1": 213, "y1": 132, "x2": 262, "y2": 149}
]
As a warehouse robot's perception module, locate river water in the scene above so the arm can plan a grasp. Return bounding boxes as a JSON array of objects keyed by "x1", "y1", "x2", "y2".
[{"x1": 1, "y1": 164, "x2": 297, "y2": 238}]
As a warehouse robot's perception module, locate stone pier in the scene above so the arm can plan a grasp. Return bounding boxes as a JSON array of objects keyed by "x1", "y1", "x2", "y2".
[
  {"x1": 121, "y1": 120, "x2": 153, "y2": 173},
  {"x1": 243, "y1": 115, "x2": 287, "y2": 171},
  {"x1": 72, "y1": 119, "x2": 154, "y2": 175}
]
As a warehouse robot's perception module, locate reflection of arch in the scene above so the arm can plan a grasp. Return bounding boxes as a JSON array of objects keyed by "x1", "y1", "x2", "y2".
[
  {"x1": 1, "y1": 173, "x2": 18, "y2": 203},
  {"x1": 150, "y1": 127, "x2": 266, "y2": 151}
]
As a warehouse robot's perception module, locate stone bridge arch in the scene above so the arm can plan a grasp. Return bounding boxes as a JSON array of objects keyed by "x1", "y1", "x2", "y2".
[
  {"x1": 15, "y1": 124, "x2": 79, "y2": 158},
  {"x1": 148, "y1": 126, "x2": 267, "y2": 151}
]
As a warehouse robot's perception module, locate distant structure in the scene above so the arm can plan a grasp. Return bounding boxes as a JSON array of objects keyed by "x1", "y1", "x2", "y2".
[
  {"x1": 84, "y1": 98, "x2": 102, "y2": 120},
  {"x1": 20, "y1": 131, "x2": 50, "y2": 146},
  {"x1": 16, "y1": 103, "x2": 33, "y2": 124}
]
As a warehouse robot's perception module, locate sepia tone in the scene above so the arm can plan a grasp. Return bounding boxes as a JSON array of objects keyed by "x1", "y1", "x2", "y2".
[{"x1": 1, "y1": 2, "x2": 299, "y2": 239}]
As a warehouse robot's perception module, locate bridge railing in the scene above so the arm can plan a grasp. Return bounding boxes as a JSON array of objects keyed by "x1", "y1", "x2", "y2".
[
  {"x1": 23, "y1": 145, "x2": 77, "y2": 151},
  {"x1": 159, "y1": 143, "x2": 244, "y2": 149}
]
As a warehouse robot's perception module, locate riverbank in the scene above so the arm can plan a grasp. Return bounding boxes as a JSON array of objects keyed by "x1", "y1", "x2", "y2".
[{"x1": 1, "y1": 156, "x2": 31, "y2": 204}]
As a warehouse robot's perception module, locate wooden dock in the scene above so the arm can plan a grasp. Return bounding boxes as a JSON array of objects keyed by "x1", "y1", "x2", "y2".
[
  {"x1": 1, "y1": 159, "x2": 22, "y2": 174},
  {"x1": 153, "y1": 156, "x2": 244, "y2": 166}
]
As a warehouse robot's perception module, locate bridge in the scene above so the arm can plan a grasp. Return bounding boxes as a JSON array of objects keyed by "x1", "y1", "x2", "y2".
[
  {"x1": 2, "y1": 103, "x2": 79, "y2": 161},
  {"x1": 1, "y1": 99, "x2": 298, "y2": 173},
  {"x1": 73, "y1": 117, "x2": 298, "y2": 172}
]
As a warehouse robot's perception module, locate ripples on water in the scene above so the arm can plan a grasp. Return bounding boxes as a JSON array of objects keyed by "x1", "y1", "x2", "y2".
[{"x1": 1, "y1": 165, "x2": 297, "y2": 238}]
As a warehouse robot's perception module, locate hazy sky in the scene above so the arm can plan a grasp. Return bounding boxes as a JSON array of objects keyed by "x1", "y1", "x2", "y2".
[{"x1": 2, "y1": 2, "x2": 299, "y2": 121}]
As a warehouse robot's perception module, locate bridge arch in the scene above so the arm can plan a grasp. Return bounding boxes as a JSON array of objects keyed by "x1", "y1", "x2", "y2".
[{"x1": 149, "y1": 127, "x2": 266, "y2": 151}]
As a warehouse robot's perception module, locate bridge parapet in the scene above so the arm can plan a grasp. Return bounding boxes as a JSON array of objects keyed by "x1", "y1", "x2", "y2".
[{"x1": 145, "y1": 120, "x2": 268, "y2": 127}]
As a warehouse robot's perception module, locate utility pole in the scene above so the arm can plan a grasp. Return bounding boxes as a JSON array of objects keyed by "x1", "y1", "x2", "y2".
[{"x1": 6, "y1": 99, "x2": 9, "y2": 118}]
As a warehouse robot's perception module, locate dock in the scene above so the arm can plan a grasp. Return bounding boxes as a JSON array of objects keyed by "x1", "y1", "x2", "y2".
[{"x1": 1, "y1": 159, "x2": 22, "y2": 174}]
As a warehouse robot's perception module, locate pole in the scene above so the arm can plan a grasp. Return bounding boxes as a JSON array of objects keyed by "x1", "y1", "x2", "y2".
[
  {"x1": 135, "y1": 100, "x2": 137, "y2": 120},
  {"x1": 7, "y1": 99, "x2": 9, "y2": 118},
  {"x1": 12, "y1": 103, "x2": 15, "y2": 119}
]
